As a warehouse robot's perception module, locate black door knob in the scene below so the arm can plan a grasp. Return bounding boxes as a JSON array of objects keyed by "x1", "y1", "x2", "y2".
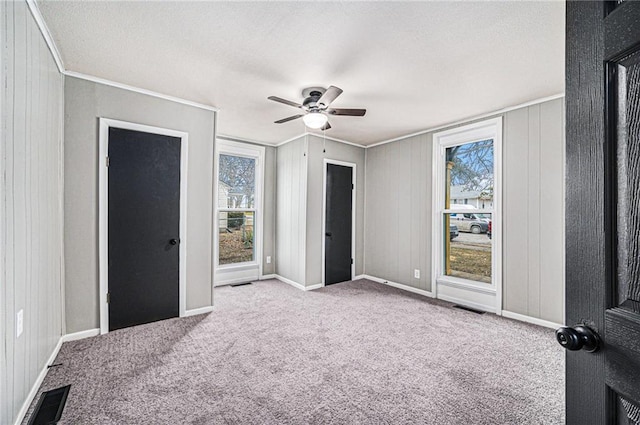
[
  {"x1": 169, "y1": 238, "x2": 179, "y2": 245},
  {"x1": 555, "y1": 325, "x2": 600, "y2": 353}
]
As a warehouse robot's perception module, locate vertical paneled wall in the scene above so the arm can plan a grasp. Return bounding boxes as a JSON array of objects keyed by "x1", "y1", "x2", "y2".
[
  {"x1": 363, "y1": 98, "x2": 565, "y2": 324},
  {"x1": 305, "y1": 136, "x2": 366, "y2": 286},
  {"x1": 1, "y1": 2, "x2": 65, "y2": 423},
  {"x1": 364, "y1": 134, "x2": 432, "y2": 291},
  {"x1": 275, "y1": 136, "x2": 307, "y2": 284},
  {"x1": 503, "y1": 99, "x2": 564, "y2": 323}
]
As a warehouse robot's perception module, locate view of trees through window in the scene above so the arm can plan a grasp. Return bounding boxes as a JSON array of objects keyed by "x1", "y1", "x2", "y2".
[
  {"x1": 444, "y1": 139, "x2": 494, "y2": 283},
  {"x1": 218, "y1": 154, "x2": 256, "y2": 265}
]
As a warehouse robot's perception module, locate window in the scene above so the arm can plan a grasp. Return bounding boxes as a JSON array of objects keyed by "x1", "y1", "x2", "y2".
[
  {"x1": 214, "y1": 140, "x2": 264, "y2": 285},
  {"x1": 432, "y1": 118, "x2": 502, "y2": 312}
]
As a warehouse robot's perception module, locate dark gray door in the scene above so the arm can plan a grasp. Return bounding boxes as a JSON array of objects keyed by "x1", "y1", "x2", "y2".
[
  {"x1": 108, "y1": 127, "x2": 181, "y2": 331},
  {"x1": 325, "y1": 163, "x2": 353, "y2": 285},
  {"x1": 564, "y1": 2, "x2": 640, "y2": 423}
]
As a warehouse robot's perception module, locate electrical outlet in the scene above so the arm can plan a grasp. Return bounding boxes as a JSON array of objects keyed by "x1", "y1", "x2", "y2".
[
  {"x1": 266, "y1": 256, "x2": 272, "y2": 264},
  {"x1": 16, "y1": 309, "x2": 23, "y2": 338},
  {"x1": 414, "y1": 269, "x2": 420, "y2": 279}
]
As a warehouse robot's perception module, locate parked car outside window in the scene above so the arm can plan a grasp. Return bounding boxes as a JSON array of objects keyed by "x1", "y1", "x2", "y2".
[{"x1": 449, "y1": 213, "x2": 489, "y2": 234}]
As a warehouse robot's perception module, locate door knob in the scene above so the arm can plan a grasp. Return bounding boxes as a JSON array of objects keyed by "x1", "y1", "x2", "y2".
[
  {"x1": 555, "y1": 325, "x2": 600, "y2": 353},
  {"x1": 169, "y1": 238, "x2": 179, "y2": 245},
  {"x1": 325, "y1": 232, "x2": 332, "y2": 237}
]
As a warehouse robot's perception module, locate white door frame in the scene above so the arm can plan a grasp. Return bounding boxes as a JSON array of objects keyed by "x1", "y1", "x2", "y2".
[
  {"x1": 431, "y1": 117, "x2": 502, "y2": 314},
  {"x1": 98, "y1": 118, "x2": 188, "y2": 334},
  {"x1": 322, "y1": 159, "x2": 357, "y2": 286},
  {"x1": 213, "y1": 139, "x2": 265, "y2": 286}
]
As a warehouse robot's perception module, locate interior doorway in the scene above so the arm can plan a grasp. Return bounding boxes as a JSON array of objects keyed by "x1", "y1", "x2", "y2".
[
  {"x1": 99, "y1": 118, "x2": 188, "y2": 333},
  {"x1": 323, "y1": 160, "x2": 356, "y2": 285}
]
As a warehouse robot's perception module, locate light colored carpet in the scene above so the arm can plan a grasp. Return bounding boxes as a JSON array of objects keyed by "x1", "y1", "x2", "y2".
[{"x1": 24, "y1": 279, "x2": 564, "y2": 424}]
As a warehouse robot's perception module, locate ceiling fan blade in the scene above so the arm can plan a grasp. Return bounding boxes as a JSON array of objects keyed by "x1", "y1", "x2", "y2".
[
  {"x1": 274, "y1": 114, "x2": 304, "y2": 124},
  {"x1": 327, "y1": 108, "x2": 366, "y2": 117},
  {"x1": 268, "y1": 96, "x2": 303, "y2": 109},
  {"x1": 318, "y1": 86, "x2": 343, "y2": 107},
  {"x1": 320, "y1": 122, "x2": 332, "y2": 131}
]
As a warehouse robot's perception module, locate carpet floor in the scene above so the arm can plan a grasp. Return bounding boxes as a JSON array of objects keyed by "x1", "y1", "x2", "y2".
[{"x1": 24, "y1": 279, "x2": 565, "y2": 424}]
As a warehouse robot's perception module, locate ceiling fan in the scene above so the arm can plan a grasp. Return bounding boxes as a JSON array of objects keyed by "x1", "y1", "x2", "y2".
[{"x1": 268, "y1": 86, "x2": 366, "y2": 130}]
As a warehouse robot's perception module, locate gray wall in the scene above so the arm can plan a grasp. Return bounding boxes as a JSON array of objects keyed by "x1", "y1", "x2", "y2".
[
  {"x1": 364, "y1": 98, "x2": 565, "y2": 324},
  {"x1": 1, "y1": 2, "x2": 65, "y2": 423},
  {"x1": 262, "y1": 145, "x2": 277, "y2": 276},
  {"x1": 364, "y1": 134, "x2": 433, "y2": 292},
  {"x1": 305, "y1": 136, "x2": 365, "y2": 285},
  {"x1": 275, "y1": 136, "x2": 307, "y2": 284},
  {"x1": 503, "y1": 99, "x2": 564, "y2": 323},
  {"x1": 64, "y1": 76, "x2": 216, "y2": 333}
]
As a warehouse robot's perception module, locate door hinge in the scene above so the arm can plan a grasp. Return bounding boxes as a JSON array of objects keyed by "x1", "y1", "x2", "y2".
[
  {"x1": 352, "y1": 184, "x2": 354, "y2": 190},
  {"x1": 106, "y1": 156, "x2": 110, "y2": 167},
  {"x1": 351, "y1": 258, "x2": 354, "y2": 265},
  {"x1": 106, "y1": 292, "x2": 110, "y2": 304}
]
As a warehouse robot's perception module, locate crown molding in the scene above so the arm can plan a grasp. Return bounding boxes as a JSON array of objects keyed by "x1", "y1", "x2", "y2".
[
  {"x1": 26, "y1": 0, "x2": 64, "y2": 72},
  {"x1": 366, "y1": 93, "x2": 565, "y2": 148},
  {"x1": 276, "y1": 132, "x2": 365, "y2": 149}
]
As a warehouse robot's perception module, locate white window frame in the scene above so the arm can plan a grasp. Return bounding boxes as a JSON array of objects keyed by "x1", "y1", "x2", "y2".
[
  {"x1": 213, "y1": 139, "x2": 264, "y2": 285},
  {"x1": 431, "y1": 117, "x2": 502, "y2": 314}
]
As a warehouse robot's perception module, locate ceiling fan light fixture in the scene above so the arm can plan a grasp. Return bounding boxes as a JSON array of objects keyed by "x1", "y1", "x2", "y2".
[{"x1": 303, "y1": 112, "x2": 328, "y2": 129}]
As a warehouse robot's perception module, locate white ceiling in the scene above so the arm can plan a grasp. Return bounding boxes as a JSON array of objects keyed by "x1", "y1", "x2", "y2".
[{"x1": 38, "y1": 1, "x2": 565, "y2": 146}]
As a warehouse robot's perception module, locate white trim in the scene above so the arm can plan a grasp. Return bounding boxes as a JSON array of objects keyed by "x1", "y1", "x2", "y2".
[
  {"x1": 213, "y1": 139, "x2": 265, "y2": 284},
  {"x1": 25, "y1": 0, "x2": 64, "y2": 73},
  {"x1": 184, "y1": 306, "x2": 214, "y2": 317},
  {"x1": 260, "y1": 274, "x2": 276, "y2": 280},
  {"x1": 353, "y1": 274, "x2": 366, "y2": 280},
  {"x1": 13, "y1": 337, "x2": 64, "y2": 425},
  {"x1": 274, "y1": 274, "x2": 306, "y2": 291},
  {"x1": 431, "y1": 117, "x2": 503, "y2": 314},
  {"x1": 274, "y1": 275, "x2": 322, "y2": 291},
  {"x1": 501, "y1": 310, "x2": 563, "y2": 329},
  {"x1": 276, "y1": 132, "x2": 365, "y2": 149},
  {"x1": 367, "y1": 93, "x2": 565, "y2": 148},
  {"x1": 438, "y1": 293, "x2": 497, "y2": 313},
  {"x1": 213, "y1": 277, "x2": 256, "y2": 287},
  {"x1": 99, "y1": 118, "x2": 189, "y2": 334},
  {"x1": 322, "y1": 159, "x2": 357, "y2": 286},
  {"x1": 61, "y1": 328, "x2": 100, "y2": 342},
  {"x1": 217, "y1": 134, "x2": 274, "y2": 147},
  {"x1": 362, "y1": 275, "x2": 435, "y2": 298},
  {"x1": 64, "y1": 71, "x2": 219, "y2": 112}
]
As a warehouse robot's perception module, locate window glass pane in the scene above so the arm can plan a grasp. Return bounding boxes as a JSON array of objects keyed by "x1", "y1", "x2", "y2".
[
  {"x1": 445, "y1": 213, "x2": 492, "y2": 283},
  {"x1": 445, "y1": 139, "x2": 494, "y2": 209},
  {"x1": 218, "y1": 154, "x2": 256, "y2": 208},
  {"x1": 218, "y1": 211, "x2": 254, "y2": 265}
]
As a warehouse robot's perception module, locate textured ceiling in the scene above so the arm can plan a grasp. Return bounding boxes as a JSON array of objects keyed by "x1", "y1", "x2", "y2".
[{"x1": 38, "y1": 1, "x2": 565, "y2": 146}]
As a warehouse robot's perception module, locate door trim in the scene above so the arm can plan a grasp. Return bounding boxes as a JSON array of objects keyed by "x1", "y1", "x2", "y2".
[
  {"x1": 321, "y1": 159, "x2": 356, "y2": 286},
  {"x1": 98, "y1": 118, "x2": 188, "y2": 334}
]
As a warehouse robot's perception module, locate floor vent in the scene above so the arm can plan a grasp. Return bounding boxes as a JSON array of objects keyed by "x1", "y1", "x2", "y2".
[
  {"x1": 453, "y1": 305, "x2": 486, "y2": 315},
  {"x1": 28, "y1": 385, "x2": 70, "y2": 425},
  {"x1": 230, "y1": 282, "x2": 253, "y2": 287}
]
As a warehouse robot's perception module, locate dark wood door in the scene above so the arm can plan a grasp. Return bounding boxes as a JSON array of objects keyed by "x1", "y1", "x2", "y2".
[
  {"x1": 325, "y1": 163, "x2": 353, "y2": 285},
  {"x1": 108, "y1": 127, "x2": 181, "y2": 331},
  {"x1": 565, "y1": 2, "x2": 640, "y2": 423}
]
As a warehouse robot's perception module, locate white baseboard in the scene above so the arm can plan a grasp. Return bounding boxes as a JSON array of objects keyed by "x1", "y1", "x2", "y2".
[
  {"x1": 184, "y1": 306, "x2": 214, "y2": 317},
  {"x1": 353, "y1": 274, "x2": 366, "y2": 280},
  {"x1": 260, "y1": 274, "x2": 276, "y2": 280},
  {"x1": 437, "y1": 293, "x2": 496, "y2": 313},
  {"x1": 13, "y1": 336, "x2": 63, "y2": 425},
  {"x1": 274, "y1": 275, "x2": 323, "y2": 291},
  {"x1": 61, "y1": 328, "x2": 100, "y2": 342},
  {"x1": 501, "y1": 310, "x2": 562, "y2": 329},
  {"x1": 362, "y1": 274, "x2": 436, "y2": 298},
  {"x1": 213, "y1": 276, "x2": 257, "y2": 287}
]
